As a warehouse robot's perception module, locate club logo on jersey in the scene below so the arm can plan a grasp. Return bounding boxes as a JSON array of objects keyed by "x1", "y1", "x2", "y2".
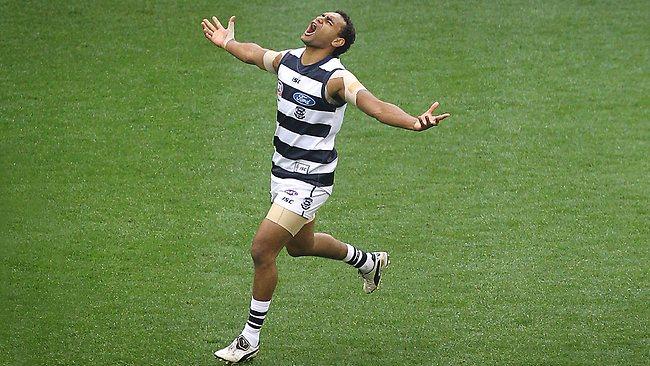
[
  {"x1": 284, "y1": 189, "x2": 298, "y2": 196},
  {"x1": 301, "y1": 197, "x2": 313, "y2": 210},
  {"x1": 294, "y1": 106, "x2": 306, "y2": 119},
  {"x1": 292, "y1": 92, "x2": 316, "y2": 107}
]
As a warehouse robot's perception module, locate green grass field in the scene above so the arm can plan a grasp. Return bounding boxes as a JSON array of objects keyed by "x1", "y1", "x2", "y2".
[{"x1": 1, "y1": 0, "x2": 648, "y2": 365}]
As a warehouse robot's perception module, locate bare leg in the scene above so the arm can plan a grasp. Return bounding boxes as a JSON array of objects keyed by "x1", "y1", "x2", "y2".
[
  {"x1": 250, "y1": 219, "x2": 293, "y2": 301},
  {"x1": 285, "y1": 220, "x2": 347, "y2": 259}
]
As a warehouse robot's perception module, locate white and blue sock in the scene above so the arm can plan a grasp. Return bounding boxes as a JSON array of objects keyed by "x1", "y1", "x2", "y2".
[
  {"x1": 343, "y1": 243, "x2": 376, "y2": 273},
  {"x1": 240, "y1": 297, "x2": 270, "y2": 348}
]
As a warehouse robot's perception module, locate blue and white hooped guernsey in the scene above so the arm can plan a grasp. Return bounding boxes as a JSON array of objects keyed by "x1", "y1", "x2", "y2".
[{"x1": 272, "y1": 47, "x2": 347, "y2": 194}]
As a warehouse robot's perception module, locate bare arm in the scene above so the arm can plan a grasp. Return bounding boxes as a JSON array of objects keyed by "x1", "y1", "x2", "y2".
[
  {"x1": 201, "y1": 16, "x2": 282, "y2": 72},
  {"x1": 357, "y1": 91, "x2": 450, "y2": 131},
  {"x1": 328, "y1": 74, "x2": 450, "y2": 131}
]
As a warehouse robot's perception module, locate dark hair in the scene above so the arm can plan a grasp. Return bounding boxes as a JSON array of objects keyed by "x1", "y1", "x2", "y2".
[{"x1": 333, "y1": 10, "x2": 355, "y2": 57}]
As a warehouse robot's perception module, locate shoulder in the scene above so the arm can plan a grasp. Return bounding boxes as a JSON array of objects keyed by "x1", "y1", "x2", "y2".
[
  {"x1": 320, "y1": 57, "x2": 346, "y2": 72},
  {"x1": 271, "y1": 48, "x2": 298, "y2": 71},
  {"x1": 289, "y1": 48, "x2": 306, "y2": 57},
  {"x1": 276, "y1": 47, "x2": 304, "y2": 67}
]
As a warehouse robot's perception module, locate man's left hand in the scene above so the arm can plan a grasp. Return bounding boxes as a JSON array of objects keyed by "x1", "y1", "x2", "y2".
[{"x1": 414, "y1": 102, "x2": 450, "y2": 131}]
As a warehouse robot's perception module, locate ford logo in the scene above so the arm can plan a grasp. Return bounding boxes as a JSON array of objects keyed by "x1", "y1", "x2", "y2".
[{"x1": 292, "y1": 92, "x2": 316, "y2": 107}]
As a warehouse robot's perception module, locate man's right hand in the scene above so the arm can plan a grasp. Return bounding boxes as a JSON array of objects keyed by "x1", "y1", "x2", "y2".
[{"x1": 201, "y1": 16, "x2": 236, "y2": 49}]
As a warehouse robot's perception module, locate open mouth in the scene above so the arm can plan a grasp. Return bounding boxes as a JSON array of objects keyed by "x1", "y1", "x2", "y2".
[{"x1": 304, "y1": 21, "x2": 317, "y2": 36}]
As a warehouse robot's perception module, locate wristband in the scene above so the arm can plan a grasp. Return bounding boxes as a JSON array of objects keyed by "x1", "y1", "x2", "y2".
[{"x1": 223, "y1": 38, "x2": 233, "y2": 50}]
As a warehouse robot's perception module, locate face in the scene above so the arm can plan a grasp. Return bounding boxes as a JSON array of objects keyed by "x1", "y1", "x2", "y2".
[{"x1": 300, "y1": 12, "x2": 346, "y2": 50}]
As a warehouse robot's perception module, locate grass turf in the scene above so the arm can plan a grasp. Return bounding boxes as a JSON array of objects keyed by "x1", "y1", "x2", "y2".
[{"x1": 1, "y1": 0, "x2": 648, "y2": 365}]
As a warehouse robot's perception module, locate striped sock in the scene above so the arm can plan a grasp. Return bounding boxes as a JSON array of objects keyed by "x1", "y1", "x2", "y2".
[
  {"x1": 343, "y1": 243, "x2": 376, "y2": 273},
  {"x1": 240, "y1": 297, "x2": 270, "y2": 348}
]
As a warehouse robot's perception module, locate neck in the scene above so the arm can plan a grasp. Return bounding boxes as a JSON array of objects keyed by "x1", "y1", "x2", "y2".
[{"x1": 301, "y1": 46, "x2": 332, "y2": 65}]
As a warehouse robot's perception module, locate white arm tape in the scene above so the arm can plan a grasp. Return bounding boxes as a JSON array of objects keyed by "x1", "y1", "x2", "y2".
[
  {"x1": 331, "y1": 69, "x2": 366, "y2": 106},
  {"x1": 263, "y1": 50, "x2": 282, "y2": 74},
  {"x1": 223, "y1": 31, "x2": 234, "y2": 50}
]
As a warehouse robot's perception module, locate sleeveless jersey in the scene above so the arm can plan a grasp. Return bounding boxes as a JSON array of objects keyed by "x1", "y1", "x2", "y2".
[{"x1": 272, "y1": 48, "x2": 347, "y2": 193}]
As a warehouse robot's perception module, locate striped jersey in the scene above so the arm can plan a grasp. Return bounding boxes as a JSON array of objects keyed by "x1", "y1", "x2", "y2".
[{"x1": 271, "y1": 48, "x2": 347, "y2": 193}]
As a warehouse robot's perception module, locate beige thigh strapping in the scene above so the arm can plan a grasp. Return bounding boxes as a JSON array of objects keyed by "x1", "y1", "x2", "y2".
[{"x1": 265, "y1": 203, "x2": 311, "y2": 236}]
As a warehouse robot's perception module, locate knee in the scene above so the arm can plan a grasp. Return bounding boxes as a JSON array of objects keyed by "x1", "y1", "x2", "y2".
[{"x1": 250, "y1": 237, "x2": 276, "y2": 267}]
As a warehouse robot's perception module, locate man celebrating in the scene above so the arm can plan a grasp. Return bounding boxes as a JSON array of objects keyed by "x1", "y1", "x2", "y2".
[{"x1": 201, "y1": 10, "x2": 450, "y2": 363}]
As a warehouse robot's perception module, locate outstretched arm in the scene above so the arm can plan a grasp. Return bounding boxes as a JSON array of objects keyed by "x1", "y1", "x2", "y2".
[
  {"x1": 357, "y1": 91, "x2": 451, "y2": 131},
  {"x1": 327, "y1": 72, "x2": 450, "y2": 131},
  {"x1": 201, "y1": 16, "x2": 282, "y2": 72}
]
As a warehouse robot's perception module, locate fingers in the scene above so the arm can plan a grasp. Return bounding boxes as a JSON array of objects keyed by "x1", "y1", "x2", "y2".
[
  {"x1": 201, "y1": 20, "x2": 213, "y2": 36},
  {"x1": 415, "y1": 115, "x2": 435, "y2": 130},
  {"x1": 414, "y1": 116, "x2": 425, "y2": 131},
  {"x1": 201, "y1": 15, "x2": 234, "y2": 38},
  {"x1": 419, "y1": 102, "x2": 451, "y2": 129},
  {"x1": 202, "y1": 18, "x2": 217, "y2": 32},
  {"x1": 427, "y1": 101, "x2": 440, "y2": 114},
  {"x1": 416, "y1": 110, "x2": 451, "y2": 131},
  {"x1": 212, "y1": 16, "x2": 224, "y2": 29},
  {"x1": 435, "y1": 113, "x2": 451, "y2": 122}
]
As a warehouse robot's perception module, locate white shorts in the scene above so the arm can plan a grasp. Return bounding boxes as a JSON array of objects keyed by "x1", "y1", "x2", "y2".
[{"x1": 270, "y1": 179, "x2": 330, "y2": 220}]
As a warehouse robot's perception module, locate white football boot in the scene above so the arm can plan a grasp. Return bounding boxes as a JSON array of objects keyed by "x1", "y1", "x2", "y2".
[
  {"x1": 214, "y1": 335, "x2": 259, "y2": 364},
  {"x1": 359, "y1": 252, "x2": 390, "y2": 294}
]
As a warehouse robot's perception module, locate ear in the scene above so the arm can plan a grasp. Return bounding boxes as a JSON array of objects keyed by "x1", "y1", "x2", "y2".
[{"x1": 331, "y1": 37, "x2": 345, "y2": 48}]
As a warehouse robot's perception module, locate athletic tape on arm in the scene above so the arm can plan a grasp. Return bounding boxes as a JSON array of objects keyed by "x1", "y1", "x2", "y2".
[
  {"x1": 263, "y1": 50, "x2": 282, "y2": 74},
  {"x1": 223, "y1": 31, "x2": 234, "y2": 51},
  {"x1": 331, "y1": 70, "x2": 366, "y2": 106}
]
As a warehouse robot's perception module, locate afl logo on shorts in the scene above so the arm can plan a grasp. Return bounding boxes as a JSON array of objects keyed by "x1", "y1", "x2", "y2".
[
  {"x1": 301, "y1": 197, "x2": 313, "y2": 210},
  {"x1": 294, "y1": 106, "x2": 306, "y2": 119},
  {"x1": 293, "y1": 92, "x2": 316, "y2": 107},
  {"x1": 284, "y1": 189, "x2": 298, "y2": 196}
]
